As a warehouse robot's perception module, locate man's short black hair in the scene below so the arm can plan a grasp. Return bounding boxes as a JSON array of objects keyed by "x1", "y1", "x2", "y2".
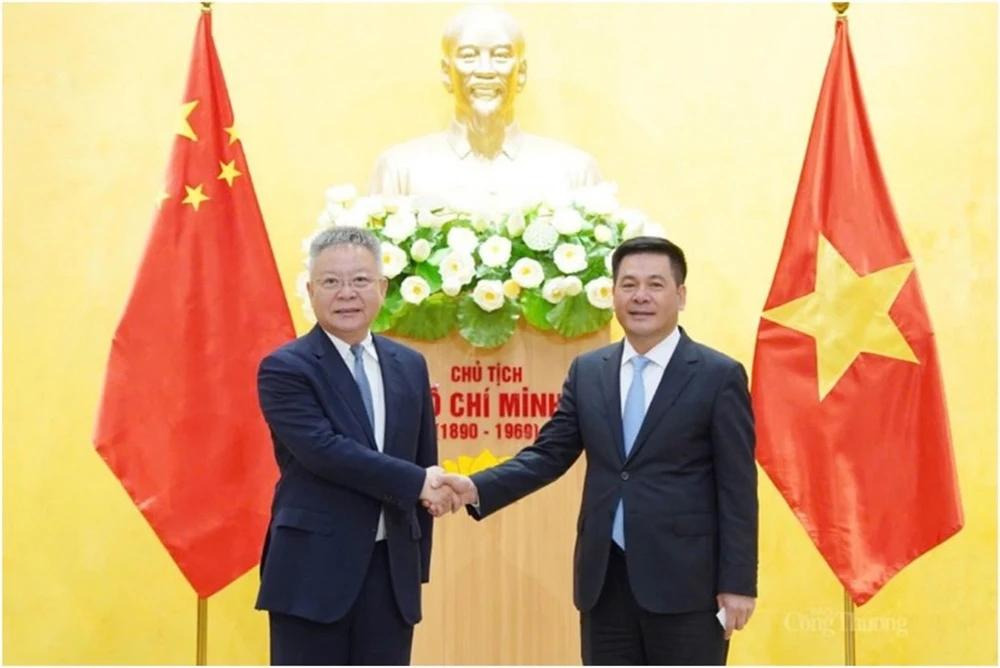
[{"x1": 611, "y1": 236, "x2": 687, "y2": 286}]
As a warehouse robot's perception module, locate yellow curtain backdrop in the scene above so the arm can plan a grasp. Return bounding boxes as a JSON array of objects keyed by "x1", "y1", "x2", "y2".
[{"x1": 3, "y1": 2, "x2": 995, "y2": 665}]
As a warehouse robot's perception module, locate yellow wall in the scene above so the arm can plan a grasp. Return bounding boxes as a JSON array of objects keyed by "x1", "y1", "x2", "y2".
[{"x1": 3, "y1": 2, "x2": 995, "y2": 664}]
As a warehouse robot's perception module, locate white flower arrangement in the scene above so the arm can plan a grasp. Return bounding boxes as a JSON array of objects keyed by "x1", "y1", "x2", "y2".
[{"x1": 298, "y1": 182, "x2": 666, "y2": 349}]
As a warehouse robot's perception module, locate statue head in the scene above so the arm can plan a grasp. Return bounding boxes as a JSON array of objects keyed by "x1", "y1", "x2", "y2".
[{"x1": 440, "y1": 5, "x2": 527, "y2": 125}]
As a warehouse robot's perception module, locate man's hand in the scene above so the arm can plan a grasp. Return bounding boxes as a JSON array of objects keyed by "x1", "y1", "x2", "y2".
[
  {"x1": 438, "y1": 473, "x2": 478, "y2": 506},
  {"x1": 420, "y1": 466, "x2": 460, "y2": 516},
  {"x1": 717, "y1": 593, "x2": 755, "y2": 640},
  {"x1": 420, "y1": 473, "x2": 478, "y2": 515}
]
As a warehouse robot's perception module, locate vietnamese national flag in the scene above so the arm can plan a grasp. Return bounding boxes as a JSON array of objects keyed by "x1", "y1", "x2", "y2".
[
  {"x1": 751, "y1": 15, "x2": 963, "y2": 605},
  {"x1": 94, "y1": 8, "x2": 296, "y2": 598}
]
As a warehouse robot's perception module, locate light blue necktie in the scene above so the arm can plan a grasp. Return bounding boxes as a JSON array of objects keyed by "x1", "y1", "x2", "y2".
[
  {"x1": 612, "y1": 355, "x2": 651, "y2": 550},
  {"x1": 350, "y1": 344, "x2": 376, "y2": 432}
]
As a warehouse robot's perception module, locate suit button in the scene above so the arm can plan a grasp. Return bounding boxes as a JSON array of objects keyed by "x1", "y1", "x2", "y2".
[{"x1": 621, "y1": 471, "x2": 629, "y2": 481}]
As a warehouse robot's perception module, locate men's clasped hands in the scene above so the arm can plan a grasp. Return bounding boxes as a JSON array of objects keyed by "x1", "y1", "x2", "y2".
[{"x1": 419, "y1": 467, "x2": 477, "y2": 516}]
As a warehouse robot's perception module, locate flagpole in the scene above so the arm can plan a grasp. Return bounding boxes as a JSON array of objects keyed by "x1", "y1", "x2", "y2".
[
  {"x1": 828, "y1": 1, "x2": 858, "y2": 661},
  {"x1": 197, "y1": 596, "x2": 208, "y2": 665}
]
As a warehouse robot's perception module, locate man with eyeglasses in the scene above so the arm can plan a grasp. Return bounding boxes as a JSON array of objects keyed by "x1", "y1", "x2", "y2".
[{"x1": 254, "y1": 227, "x2": 457, "y2": 665}]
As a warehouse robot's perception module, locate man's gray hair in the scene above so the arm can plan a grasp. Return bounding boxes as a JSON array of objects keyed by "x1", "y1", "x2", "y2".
[{"x1": 308, "y1": 227, "x2": 383, "y2": 275}]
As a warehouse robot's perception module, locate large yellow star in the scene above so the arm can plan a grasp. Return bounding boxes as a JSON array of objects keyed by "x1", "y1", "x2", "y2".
[
  {"x1": 176, "y1": 101, "x2": 199, "y2": 141},
  {"x1": 181, "y1": 184, "x2": 210, "y2": 211},
  {"x1": 761, "y1": 234, "x2": 918, "y2": 400},
  {"x1": 217, "y1": 159, "x2": 242, "y2": 187}
]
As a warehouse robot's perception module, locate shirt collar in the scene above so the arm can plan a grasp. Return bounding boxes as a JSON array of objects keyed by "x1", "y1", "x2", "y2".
[
  {"x1": 325, "y1": 330, "x2": 377, "y2": 362},
  {"x1": 446, "y1": 118, "x2": 524, "y2": 160},
  {"x1": 621, "y1": 326, "x2": 680, "y2": 370}
]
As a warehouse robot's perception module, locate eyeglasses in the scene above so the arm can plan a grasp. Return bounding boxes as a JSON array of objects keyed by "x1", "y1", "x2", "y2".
[{"x1": 314, "y1": 276, "x2": 376, "y2": 293}]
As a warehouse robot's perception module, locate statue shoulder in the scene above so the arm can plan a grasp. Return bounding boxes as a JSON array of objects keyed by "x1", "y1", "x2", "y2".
[
  {"x1": 518, "y1": 132, "x2": 603, "y2": 186},
  {"x1": 520, "y1": 132, "x2": 598, "y2": 162},
  {"x1": 373, "y1": 133, "x2": 450, "y2": 168},
  {"x1": 368, "y1": 132, "x2": 452, "y2": 196}
]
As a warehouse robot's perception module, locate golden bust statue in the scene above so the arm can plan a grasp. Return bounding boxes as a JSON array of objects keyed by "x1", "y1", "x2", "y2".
[{"x1": 368, "y1": 4, "x2": 603, "y2": 207}]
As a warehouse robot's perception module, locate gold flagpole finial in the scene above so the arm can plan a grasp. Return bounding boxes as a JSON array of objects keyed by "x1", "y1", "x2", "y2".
[
  {"x1": 201, "y1": 2, "x2": 212, "y2": 13},
  {"x1": 832, "y1": 3, "x2": 849, "y2": 16}
]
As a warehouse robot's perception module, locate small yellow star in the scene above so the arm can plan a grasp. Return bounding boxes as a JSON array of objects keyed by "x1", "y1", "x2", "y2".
[
  {"x1": 181, "y1": 184, "x2": 210, "y2": 211},
  {"x1": 217, "y1": 159, "x2": 242, "y2": 187},
  {"x1": 156, "y1": 190, "x2": 171, "y2": 208},
  {"x1": 224, "y1": 123, "x2": 240, "y2": 145},
  {"x1": 176, "y1": 101, "x2": 199, "y2": 141},
  {"x1": 761, "y1": 234, "x2": 918, "y2": 400}
]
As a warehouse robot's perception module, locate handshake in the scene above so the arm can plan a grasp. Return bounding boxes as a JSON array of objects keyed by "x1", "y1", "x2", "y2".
[{"x1": 420, "y1": 466, "x2": 478, "y2": 517}]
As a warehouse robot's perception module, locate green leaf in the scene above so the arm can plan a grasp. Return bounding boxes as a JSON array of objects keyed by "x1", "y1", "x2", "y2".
[
  {"x1": 390, "y1": 293, "x2": 457, "y2": 341},
  {"x1": 414, "y1": 262, "x2": 443, "y2": 292},
  {"x1": 427, "y1": 247, "x2": 450, "y2": 266},
  {"x1": 519, "y1": 289, "x2": 554, "y2": 331},
  {"x1": 372, "y1": 290, "x2": 405, "y2": 332},
  {"x1": 547, "y1": 293, "x2": 613, "y2": 338},
  {"x1": 457, "y1": 295, "x2": 520, "y2": 349}
]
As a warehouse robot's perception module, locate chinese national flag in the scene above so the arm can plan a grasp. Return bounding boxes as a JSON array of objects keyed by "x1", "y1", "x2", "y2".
[
  {"x1": 94, "y1": 10, "x2": 296, "y2": 598},
  {"x1": 751, "y1": 16, "x2": 963, "y2": 605}
]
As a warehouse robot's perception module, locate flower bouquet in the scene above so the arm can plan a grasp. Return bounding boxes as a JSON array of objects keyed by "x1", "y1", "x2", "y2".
[{"x1": 298, "y1": 183, "x2": 666, "y2": 349}]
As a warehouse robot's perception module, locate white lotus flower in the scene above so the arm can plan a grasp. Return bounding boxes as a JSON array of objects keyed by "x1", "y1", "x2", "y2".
[
  {"x1": 296, "y1": 271, "x2": 316, "y2": 323},
  {"x1": 382, "y1": 195, "x2": 414, "y2": 214},
  {"x1": 441, "y1": 277, "x2": 463, "y2": 296},
  {"x1": 417, "y1": 209, "x2": 447, "y2": 229},
  {"x1": 593, "y1": 224, "x2": 613, "y2": 244},
  {"x1": 478, "y1": 235, "x2": 512, "y2": 268},
  {"x1": 505, "y1": 211, "x2": 526, "y2": 237},
  {"x1": 510, "y1": 258, "x2": 545, "y2": 289},
  {"x1": 617, "y1": 207, "x2": 649, "y2": 240},
  {"x1": 383, "y1": 211, "x2": 418, "y2": 243},
  {"x1": 447, "y1": 227, "x2": 479, "y2": 255},
  {"x1": 336, "y1": 207, "x2": 370, "y2": 229},
  {"x1": 352, "y1": 196, "x2": 386, "y2": 219},
  {"x1": 472, "y1": 280, "x2": 506, "y2": 312},
  {"x1": 522, "y1": 219, "x2": 559, "y2": 252},
  {"x1": 380, "y1": 242, "x2": 408, "y2": 279},
  {"x1": 553, "y1": 243, "x2": 588, "y2": 274},
  {"x1": 542, "y1": 277, "x2": 568, "y2": 305},
  {"x1": 574, "y1": 182, "x2": 619, "y2": 216},
  {"x1": 542, "y1": 189, "x2": 574, "y2": 211},
  {"x1": 410, "y1": 238, "x2": 432, "y2": 263},
  {"x1": 585, "y1": 277, "x2": 614, "y2": 309},
  {"x1": 642, "y1": 222, "x2": 668, "y2": 239},
  {"x1": 551, "y1": 208, "x2": 585, "y2": 236},
  {"x1": 326, "y1": 184, "x2": 358, "y2": 206},
  {"x1": 400, "y1": 276, "x2": 431, "y2": 305},
  {"x1": 562, "y1": 275, "x2": 583, "y2": 296},
  {"x1": 439, "y1": 250, "x2": 476, "y2": 286}
]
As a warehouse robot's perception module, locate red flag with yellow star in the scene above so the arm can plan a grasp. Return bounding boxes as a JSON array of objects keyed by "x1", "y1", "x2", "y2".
[
  {"x1": 94, "y1": 9, "x2": 295, "y2": 598},
  {"x1": 751, "y1": 15, "x2": 962, "y2": 605}
]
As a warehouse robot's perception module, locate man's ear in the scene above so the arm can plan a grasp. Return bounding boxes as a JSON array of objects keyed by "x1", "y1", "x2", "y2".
[
  {"x1": 516, "y1": 58, "x2": 527, "y2": 92},
  {"x1": 441, "y1": 58, "x2": 453, "y2": 92},
  {"x1": 678, "y1": 284, "x2": 687, "y2": 311}
]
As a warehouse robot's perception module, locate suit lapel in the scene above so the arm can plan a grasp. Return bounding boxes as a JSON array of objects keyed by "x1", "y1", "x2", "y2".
[
  {"x1": 373, "y1": 335, "x2": 406, "y2": 457},
  {"x1": 600, "y1": 342, "x2": 626, "y2": 464},
  {"x1": 625, "y1": 333, "x2": 698, "y2": 465},
  {"x1": 308, "y1": 325, "x2": 377, "y2": 449}
]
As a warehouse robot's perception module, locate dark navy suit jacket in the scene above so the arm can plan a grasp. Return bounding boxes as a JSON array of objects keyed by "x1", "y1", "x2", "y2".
[
  {"x1": 470, "y1": 329, "x2": 758, "y2": 615},
  {"x1": 255, "y1": 325, "x2": 437, "y2": 626}
]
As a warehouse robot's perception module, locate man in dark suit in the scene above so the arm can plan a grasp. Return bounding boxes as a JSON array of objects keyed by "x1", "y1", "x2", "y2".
[
  {"x1": 431, "y1": 236, "x2": 758, "y2": 665},
  {"x1": 255, "y1": 227, "x2": 457, "y2": 665}
]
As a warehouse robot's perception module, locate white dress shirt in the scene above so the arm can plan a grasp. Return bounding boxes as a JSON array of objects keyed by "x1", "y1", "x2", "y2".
[
  {"x1": 325, "y1": 331, "x2": 387, "y2": 542},
  {"x1": 620, "y1": 327, "x2": 681, "y2": 416}
]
